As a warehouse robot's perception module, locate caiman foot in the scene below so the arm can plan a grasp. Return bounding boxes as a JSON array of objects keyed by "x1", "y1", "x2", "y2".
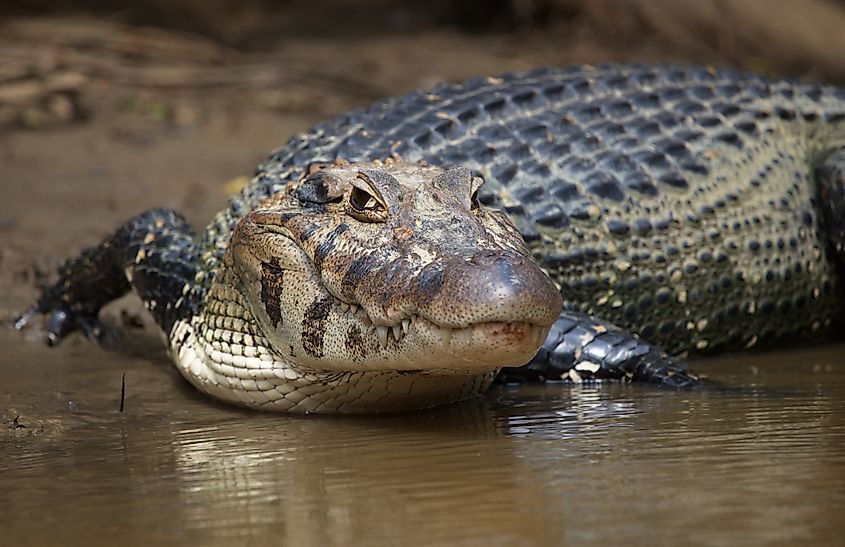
[
  {"x1": 14, "y1": 304, "x2": 104, "y2": 346},
  {"x1": 13, "y1": 208, "x2": 199, "y2": 347}
]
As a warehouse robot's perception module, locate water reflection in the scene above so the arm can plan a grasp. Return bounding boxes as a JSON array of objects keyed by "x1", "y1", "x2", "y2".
[
  {"x1": 2, "y1": 330, "x2": 844, "y2": 546},
  {"x1": 166, "y1": 403, "x2": 549, "y2": 545}
]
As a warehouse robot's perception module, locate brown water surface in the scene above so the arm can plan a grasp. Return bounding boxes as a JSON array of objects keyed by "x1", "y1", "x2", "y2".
[{"x1": 2, "y1": 324, "x2": 843, "y2": 547}]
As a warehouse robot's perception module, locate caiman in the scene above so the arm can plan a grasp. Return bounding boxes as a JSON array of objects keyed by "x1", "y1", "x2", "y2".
[{"x1": 15, "y1": 64, "x2": 845, "y2": 413}]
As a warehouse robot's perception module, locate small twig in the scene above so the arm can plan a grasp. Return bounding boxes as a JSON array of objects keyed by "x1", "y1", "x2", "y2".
[{"x1": 119, "y1": 372, "x2": 126, "y2": 413}]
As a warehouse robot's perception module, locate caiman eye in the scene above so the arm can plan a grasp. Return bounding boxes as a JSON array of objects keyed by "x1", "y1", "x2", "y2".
[
  {"x1": 347, "y1": 173, "x2": 389, "y2": 222},
  {"x1": 350, "y1": 187, "x2": 379, "y2": 210}
]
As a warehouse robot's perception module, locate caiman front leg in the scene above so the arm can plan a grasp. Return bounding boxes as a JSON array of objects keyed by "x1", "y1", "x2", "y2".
[
  {"x1": 14, "y1": 209, "x2": 199, "y2": 344},
  {"x1": 498, "y1": 310, "x2": 699, "y2": 387}
]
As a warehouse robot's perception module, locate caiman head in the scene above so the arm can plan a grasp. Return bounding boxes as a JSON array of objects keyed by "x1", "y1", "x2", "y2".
[{"x1": 228, "y1": 158, "x2": 562, "y2": 374}]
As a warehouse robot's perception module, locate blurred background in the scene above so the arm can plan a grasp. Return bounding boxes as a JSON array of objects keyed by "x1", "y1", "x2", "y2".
[{"x1": 3, "y1": 0, "x2": 845, "y2": 130}]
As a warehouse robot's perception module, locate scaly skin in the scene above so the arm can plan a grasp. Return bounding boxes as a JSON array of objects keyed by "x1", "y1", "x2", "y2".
[
  {"x1": 228, "y1": 64, "x2": 845, "y2": 355},
  {"x1": 169, "y1": 160, "x2": 561, "y2": 412},
  {"x1": 15, "y1": 64, "x2": 845, "y2": 412}
]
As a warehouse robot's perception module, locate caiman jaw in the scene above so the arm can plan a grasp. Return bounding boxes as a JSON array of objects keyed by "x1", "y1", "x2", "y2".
[
  {"x1": 229, "y1": 159, "x2": 563, "y2": 374},
  {"x1": 327, "y1": 295, "x2": 550, "y2": 352}
]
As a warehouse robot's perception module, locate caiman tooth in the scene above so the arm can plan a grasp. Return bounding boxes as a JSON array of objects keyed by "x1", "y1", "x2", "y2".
[
  {"x1": 391, "y1": 325, "x2": 402, "y2": 342},
  {"x1": 442, "y1": 327, "x2": 452, "y2": 346},
  {"x1": 376, "y1": 326, "x2": 389, "y2": 348},
  {"x1": 339, "y1": 302, "x2": 350, "y2": 313},
  {"x1": 401, "y1": 318, "x2": 410, "y2": 334},
  {"x1": 349, "y1": 304, "x2": 359, "y2": 316}
]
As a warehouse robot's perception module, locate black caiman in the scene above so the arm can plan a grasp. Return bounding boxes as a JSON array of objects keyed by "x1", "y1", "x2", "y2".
[{"x1": 15, "y1": 64, "x2": 845, "y2": 413}]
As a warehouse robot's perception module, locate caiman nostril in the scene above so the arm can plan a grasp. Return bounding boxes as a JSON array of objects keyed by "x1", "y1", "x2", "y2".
[{"x1": 470, "y1": 250, "x2": 502, "y2": 265}]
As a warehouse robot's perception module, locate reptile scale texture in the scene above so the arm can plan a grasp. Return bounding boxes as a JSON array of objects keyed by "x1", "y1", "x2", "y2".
[{"x1": 16, "y1": 64, "x2": 845, "y2": 413}]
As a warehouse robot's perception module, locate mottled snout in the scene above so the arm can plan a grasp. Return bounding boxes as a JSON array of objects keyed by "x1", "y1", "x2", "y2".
[{"x1": 415, "y1": 250, "x2": 562, "y2": 329}]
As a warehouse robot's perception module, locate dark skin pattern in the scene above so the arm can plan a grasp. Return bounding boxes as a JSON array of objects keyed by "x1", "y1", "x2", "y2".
[
  {"x1": 260, "y1": 259, "x2": 286, "y2": 329},
  {"x1": 301, "y1": 297, "x2": 334, "y2": 358}
]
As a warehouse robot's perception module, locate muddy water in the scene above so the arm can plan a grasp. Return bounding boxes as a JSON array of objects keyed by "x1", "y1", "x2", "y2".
[{"x1": 2, "y1": 323, "x2": 843, "y2": 547}]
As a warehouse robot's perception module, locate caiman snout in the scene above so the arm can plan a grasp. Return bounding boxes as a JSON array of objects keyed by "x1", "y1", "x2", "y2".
[{"x1": 416, "y1": 250, "x2": 563, "y2": 330}]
